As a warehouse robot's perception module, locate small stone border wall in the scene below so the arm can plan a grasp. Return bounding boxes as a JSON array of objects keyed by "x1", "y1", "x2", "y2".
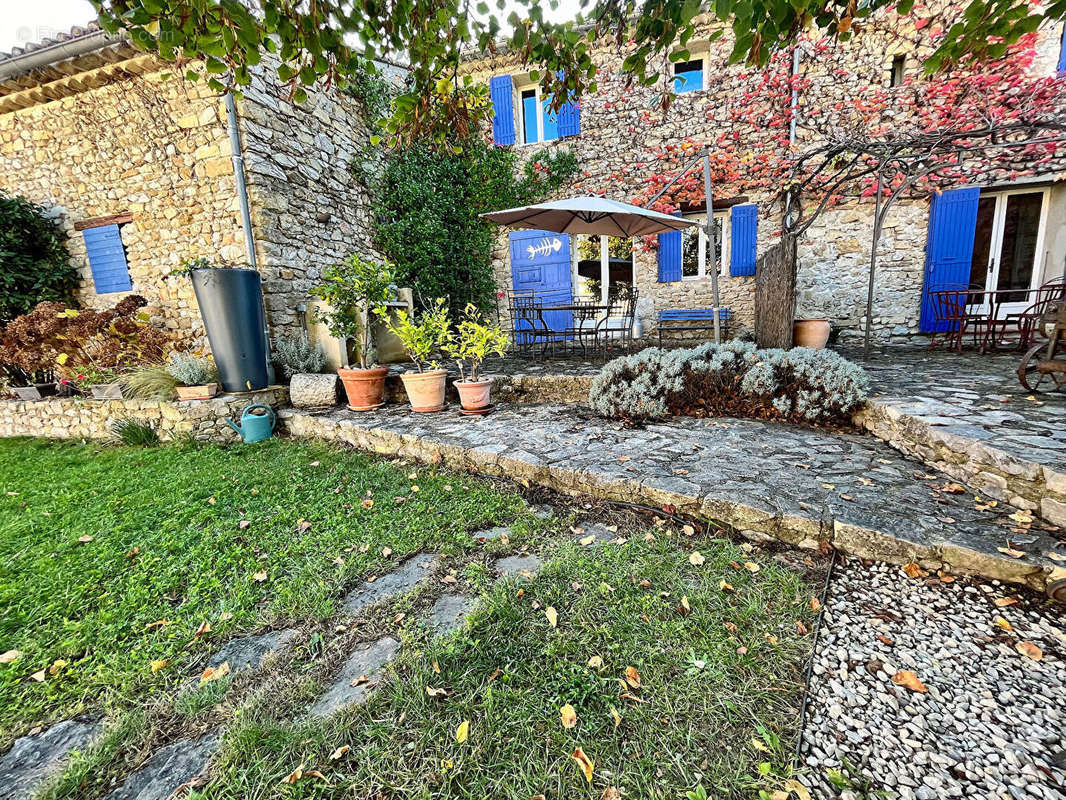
[
  {"x1": 0, "y1": 387, "x2": 289, "y2": 443},
  {"x1": 856, "y1": 400, "x2": 1066, "y2": 528}
]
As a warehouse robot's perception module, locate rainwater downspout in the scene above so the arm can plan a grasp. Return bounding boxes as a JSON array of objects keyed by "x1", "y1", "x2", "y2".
[
  {"x1": 224, "y1": 91, "x2": 257, "y2": 269},
  {"x1": 785, "y1": 45, "x2": 802, "y2": 228}
]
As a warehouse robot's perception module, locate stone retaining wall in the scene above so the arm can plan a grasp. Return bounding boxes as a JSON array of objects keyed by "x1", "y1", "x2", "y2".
[
  {"x1": 0, "y1": 387, "x2": 289, "y2": 443},
  {"x1": 855, "y1": 400, "x2": 1066, "y2": 527}
]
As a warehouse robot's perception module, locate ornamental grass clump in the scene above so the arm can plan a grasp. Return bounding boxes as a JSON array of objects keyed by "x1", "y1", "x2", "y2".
[{"x1": 589, "y1": 341, "x2": 869, "y2": 425}]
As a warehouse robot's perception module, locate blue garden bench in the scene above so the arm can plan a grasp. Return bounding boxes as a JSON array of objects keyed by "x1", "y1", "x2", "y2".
[{"x1": 657, "y1": 308, "x2": 732, "y2": 346}]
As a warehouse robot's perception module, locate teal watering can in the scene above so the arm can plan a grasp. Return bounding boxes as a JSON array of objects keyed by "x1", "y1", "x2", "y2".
[{"x1": 226, "y1": 404, "x2": 276, "y2": 443}]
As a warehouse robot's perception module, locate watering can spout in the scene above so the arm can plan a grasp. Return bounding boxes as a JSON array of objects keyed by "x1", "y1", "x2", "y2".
[{"x1": 225, "y1": 417, "x2": 242, "y2": 435}]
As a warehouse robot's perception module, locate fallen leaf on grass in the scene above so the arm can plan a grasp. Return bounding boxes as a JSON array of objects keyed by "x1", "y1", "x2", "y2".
[
  {"x1": 1016, "y1": 641, "x2": 1043, "y2": 660},
  {"x1": 809, "y1": 597, "x2": 822, "y2": 612},
  {"x1": 601, "y1": 788, "x2": 622, "y2": 800},
  {"x1": 29, "y1": 669, "x2": 46, "y2": 682},
  {"x1": 620, "y1": 692, "x2": 647, "y2": 704},
  {"x1": 680, "y1": 595, "x2": 691, "y2": 613},
  {"x1": 150, "y1": 659, "x2": 169, "y2": 673},
  {"x1": 570, "y1": 747, "x2": 594, "y2": 783},
  {"x1": 609, "y1": 706, "x2": 621, "y2": 727},
  {"x1": 784, "y1": 778, "x2": 812, "y2": 800},
  {"x1": 381, "y1": 547, "x2": 393, "y2": 558},
  {"x1": 688, "y1": 551, "x2": 705, "y2": 566},
  {"x1": 560, "y1": 703, "x2": 578, "y2": 729},
  {"x1": 743, "y1": 561, "x2": 760, "y2": 573},
  {"x1": 579, "y1": 535, "x2": 596, "y2": 546},
  {"x1": 587, "y1": 655, "x2": 603, "y2": 669},
  {"x1": 329, "y1": 745, "x2": 350, "y2": 760},
  {"x1": 624, "y1": 666, "x2": 641, "y2": 689},
  {"x1": 238, "y1": 520, "x2": 251, "y2": 530},
  {"x1": 456, "y1": 720, "x2": 470, "y2": 743},
  {"x1": 200, "y1": 661, "x2": 230, "y2": 684},
  {"x1": 280, "y1": 764, "x2": 305, "y2": 784},
  {"x1": 252, "y1": 570, "x2": 268, "y2": 582},
  {"x1": 145, "y1": 619, "x2": 170, "y2": 629},
  {"x1": 545, "y1": 607, "x2": 558, "y2": 628},
  {"x1": 719, "y1": 580, "x2": 735, "y2": 592},
  {"x1": 1, "y1": 650, "x2": 20, "y2": 663},
  {"x1": 426, "y1": 686, "x2": 447, "y2": 697},
  {"x1": 890, "y1": 670, "x2": 927, "y2": 693},
  {"x1": 77, "y1": 535, "x2": 93, "y2": 544}
]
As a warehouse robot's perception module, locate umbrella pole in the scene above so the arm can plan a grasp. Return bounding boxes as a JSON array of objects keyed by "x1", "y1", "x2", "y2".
[{"x1": 703, "y1": 153, "x2": 721, "y2": 344}]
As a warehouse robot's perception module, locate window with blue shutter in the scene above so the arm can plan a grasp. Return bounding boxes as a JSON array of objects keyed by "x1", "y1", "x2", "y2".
[
  {"x1": 82, "y1": 224, "x2": 132, "y2": 293},
  {"x1": 1058, "y1": 24, "x2": 1066, "y2": 73},
  {"x1": 657, "y1": 229, "x2": 682, "y2": 282},
  {"x1": 729, "y1": 204, "x2": 757, "y2": 276},
  {"x1": 490, "y1": 75, "x2": 516, "y2": 146},
  {"x1": 673, "y1": 59, "x2": 704, "y2": 93}
]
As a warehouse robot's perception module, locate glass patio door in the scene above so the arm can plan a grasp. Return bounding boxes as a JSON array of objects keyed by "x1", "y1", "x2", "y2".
[{"x1": 968, "y1": 189, "x2": 1048, "y2": 315}]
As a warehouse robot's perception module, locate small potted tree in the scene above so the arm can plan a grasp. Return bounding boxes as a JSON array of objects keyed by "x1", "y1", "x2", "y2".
[
  {"x1": 167, "y1": 352, "x2": 219, "y2": 401},
  {"x1": 311, "y1": 254, "x2": 395, "y2": 411},
  {"x1": 375, "y1": 299, "x2": 451, "y2": 412},
  {"x1": 445, "y1": 303, "x2": 509, "y2": 412}
]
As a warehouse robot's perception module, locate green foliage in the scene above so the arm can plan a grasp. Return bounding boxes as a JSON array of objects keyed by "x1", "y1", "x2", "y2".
[
  {"x1": 375, "y1": 297, "x2": 451, "y2": 372},
  {"x1": 310, "y1": 254, "x2": 396, "y2": 369},
  {"x1": 0, "y1": 437, "x2": 524, "y2": 738},
  {"x1": 165, "y1": 352, "x2": 217, "y2": 386},
  {"x1": 0, "y1": 193, "x2": 76, "y2": 325},
  {"x1": 444, "y1": 303, "x2": 509, "y2": 383},
  {"x1": 110, "y1": 417, "x2": 161, "y2": 447},
  {"x1": 372, "y1": 139, "x2": 579, "y2": 315},
  {"x1": 590, "y1": 341, "x2": 870, "y2": 424},
  {"x1": 271, "y1": 333, "x2": 327, "y2": 378}
]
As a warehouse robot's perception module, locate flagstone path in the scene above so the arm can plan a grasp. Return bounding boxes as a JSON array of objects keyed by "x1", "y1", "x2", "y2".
[
  {"x1": 1, "y1": 718, "x2": 103, "y2": 800},
  {"x1": 103, "y1": 733, "x2": 220, "y2": 800},
  {"x1": 280, "y1": 404, "x2": 1066, "y2": 596}
]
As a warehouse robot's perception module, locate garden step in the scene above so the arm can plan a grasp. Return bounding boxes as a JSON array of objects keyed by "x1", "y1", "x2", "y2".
[
  {"x1": 493, "y1": 554, "x2": 543, "y2": 579},
  {"x1": 206, "y1": 628, "x2": 300, "y2": 673},
  {"x1": 281, "y1": 406, "x2": 1066, "y2": 599},
  {"x1": 340, "y1": 553, "x2": 440, "y2": 616},
  {"x1": 472, "y1": 525, "x2": 511, "y2": 542},
  {"x1": 570, "y1": 521, "x2": 618, "y2": 545},
  {"x1": 309, "y1": 637, "x2": 400, "y2": 718},
  {"x1": 1, "y1": 718, "x2": 104, "y2": 800},
  {"x1": 103, "y1": 732, "x2": 219, "y2": 800},
  {"x1": 429, "y1": 594, "x2": 476, "y2": 635}
]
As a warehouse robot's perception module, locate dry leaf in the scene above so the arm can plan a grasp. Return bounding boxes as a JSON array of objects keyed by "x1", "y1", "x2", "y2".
[
  {"x1": 239, "y1": 520, "x2": 251, "y2": 530},
  {"x1": 902, "y1": 562, "x2": 927, "y2": 579},
  {"x1": 890, "y1": 670, "x2": 928, "y2": 693},
  {"x1": 680, "y1": 595, "x2": 691, "y2": 612},
  {"x1": 743, "y1": 561, "x2": 760, "y2": 573},
  {"x1": 997, "y1": 547, "x2": 1026, "y2": 559},
  {"x1": 29, "y1": 669, "x2": 46, "y2": 682},
  {"x1": 351, "y1": 674, "x2": 370, "y2": 687},
  {"x1": 995, "y1": 596, "x2": 1019, "y2": 607},
  {"x1": 587, "y1": 655, "x2": 603, "y2": 669},
  {"x1": 280, "y1": 764, "x2": 305, "y2": 785},
  {"x1": 48, "y1": 659, "x2": 67, "y2": 675},
  {"x1": 1016, "y1": 641, "x2": 1043, "y2": 660},
  {"x1": 688, "y1": 551, "x2": 705, "y2": 566},
  {"x1": 426, "y1": 686, "x2": 447, "y2": 697},
  {"x1": 784, "y1": 778, "x2": 812, "y2": 800},
  {"x1": 609, "y1": 706, "x2": 621, "y2": 728},
  {"x1": 432, "y1": 660, "x2": 441, "y2": 674},
  {"x1": 381, "y1": 547, "x2": 393, "y2": 558},
  {"x1": 579, "y1": 535, "x2": 596, "y2": 546},
  {"x1": 1047, "y1": 552, "x2": 1066, "y2": 562},
  {"x1": 361, "y1": 498, "x2": 374, "y2": 509},
  {"x1": 456, "y1": 719, "x2": 470, "y2": 743},
  {"x1": 560, "y1": 703, "x2": 578, "y2": 729},
  {"x1": 0, "y1": 650, "x2": 20, "y2": 663},
  {"x1": 809, "y1": 597, "x2": 822, "y2": 612},
  {"x1": 329, "y1": 745, "x2": 350, "y2": 760},
  {"x1": 77, "y1": 535, "x2": 93, "y2": 543},
  {"x1": 545, "y1": 607, "x2": 558, "y2": 628},
  {"x1": 601, "y1": 789, "x2": 621, "y2": 800},
  {"x1": 719, "y1": 580, "x2": 734, "y2": 592},
  {"x1": 200, "y1": 661, "x2": 231, "y2": 684},
  {"x1": 571, "y1": 747, "x2": 594, "y2": 783},
  {"x1": 252, "y1": 570, "x2": 268, "y2": 582},
  {"x1": 624, "y1": 666, "x2": 641, "y2": 689},
  {"x1": 995, "y1": 618, "x2": 1013, "y2": 631},
  {"x1": 150, "y1": 659, "x2": 169, "y2": 673}
]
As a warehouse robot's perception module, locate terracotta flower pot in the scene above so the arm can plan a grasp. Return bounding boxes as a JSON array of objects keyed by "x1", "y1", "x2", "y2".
[
  {"x1": 793, "y1": 319, "x2": 831, "y2": 350},
  {"x1": 338, "y1": 366, "x2": 388, "y2": 411},
  {"x1": 455, "y1": 377, "x2": 493, "y2": 410},
  {"x1": 400, "y1": 369, "x2": 448, "y2": 412},
  {"x1": 175, "y1": 383, "x2": 218, "y2": 401}
]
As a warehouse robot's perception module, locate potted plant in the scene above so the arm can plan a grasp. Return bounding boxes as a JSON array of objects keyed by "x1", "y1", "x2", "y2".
[
  {"x1": 793, "y1": 318, "x2": 832, "y2": 349},
  {"x1": 166, "y1": 352, "x2": 219, "y2": 401},
  {"x1": 78, "y1": 365, "x2": 124, "y2": 400},
  {"x1": 375, "y1": 298, "x2": 451, "y2": 412},
  {"x1": 444, "y1": 303, "x2": 509, "y2": 412},
  {"x1": 311, "y1": 254, "x2": 396, "y2": 411}
]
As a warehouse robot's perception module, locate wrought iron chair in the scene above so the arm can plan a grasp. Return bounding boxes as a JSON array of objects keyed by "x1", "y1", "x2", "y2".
[
  {"x1": 928, "y1": 284, "x2": 991, "y2": 353},
  {"x1": 559, "y1": 299, "x2": 603, "y2": 358},
  {"x1": 999, "y1": 278, "x2": 1066, "y2": 351},
  {"x1": 596, "y1": 285, "x2": 638, "y2": 359},
  {"x1": 508, "y1": 294, "x2": 553, "y2": 358}
]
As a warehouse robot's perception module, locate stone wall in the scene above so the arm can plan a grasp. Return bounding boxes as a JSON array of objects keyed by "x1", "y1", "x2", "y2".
[
  {"x1": 0, "y1": 387, "x2": 288, "y2": 443},
  {"x1": 238, "y1": 60, "x2": 383, "y2": 338},
  {"x1": 465, "y1": 12, "x2": 1066, "y2": 343},
  {"x1": 0, "y1": 59, "x2": 243, "y2": 342}
]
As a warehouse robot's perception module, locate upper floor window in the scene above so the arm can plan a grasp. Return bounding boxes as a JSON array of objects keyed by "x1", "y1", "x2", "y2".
[
  {"x1": 673, "y1": 59, "x2": 704, "y2": 94},
  {"x1": 520, "y1": 86, "x2": 560, "y2": 144},
  {"x1": 490, "y1": 73, "x2": 580, "y2": 146},
  {"x1": 889, "y1": 54, "x2": 906, "y2": 87}
]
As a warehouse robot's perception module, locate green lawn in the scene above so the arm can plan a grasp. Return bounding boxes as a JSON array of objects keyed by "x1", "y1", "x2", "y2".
[{"x1": 0, "y1": 437, "x2": 819, "y2": 799}]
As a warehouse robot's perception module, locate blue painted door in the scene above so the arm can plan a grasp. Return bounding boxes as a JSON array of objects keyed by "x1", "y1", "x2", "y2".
[
  {"x1": 509, "y1": 229, "x2": 573, "y2": 337},
  {"x1": 919, "y1": 187, "x2": 981, "y2": 333}
]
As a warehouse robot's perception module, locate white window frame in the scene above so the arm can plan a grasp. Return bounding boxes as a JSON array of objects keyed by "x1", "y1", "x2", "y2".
[
  {"x1": 672, "y1": 56, "x2": 707, "y2": 94},
  {"x1": 681, "y1": 211, "x2": 729, "y2": 280},
  {"x1": 516, "y1": 82, "x2": 562, "y2": 146}
]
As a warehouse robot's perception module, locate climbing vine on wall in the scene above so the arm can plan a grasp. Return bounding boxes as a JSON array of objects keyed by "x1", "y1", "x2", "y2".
[{"x1": 369, "y1": 138, "x2": 579, "y2": 315}]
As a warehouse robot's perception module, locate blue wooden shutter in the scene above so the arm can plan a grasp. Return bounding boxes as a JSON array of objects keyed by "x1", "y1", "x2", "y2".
[
  {"x1": 490, "y1": 75, "x2": 516, "y2": 146},
  {"x1": 556, "y1": 73, "x2": 580, "y2": 137},
  {"x1": 919, "y1": 186, "x2": 980, "y2": 332},
  {"x1": 657, "y1": 229, "x2": 682, "y2": 282},
  {"x1": 1058, "y1": 24, "x2": 1066, "y2": 73},
  {"x1": 82, "y1": 224, "x2": 132, "y2": 293},
  {"x1": 730, "y1": 204, "x2": 757, "y2": 276}
]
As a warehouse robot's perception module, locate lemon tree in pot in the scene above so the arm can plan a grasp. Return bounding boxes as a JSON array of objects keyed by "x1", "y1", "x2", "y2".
[
  {"x1": 375, "y1": 298, "x2": 451, "y2": 412},
  {"x1": 445, "y1": 303, "x2": 508, "y2": 411},
  {"x1": 311, "y1": 254, "x2": 395, "y2": 411}
]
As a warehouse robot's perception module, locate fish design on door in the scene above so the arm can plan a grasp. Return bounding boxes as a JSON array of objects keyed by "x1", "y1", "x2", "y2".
[{"x1": 526, "y1": 237, "x2": 563, "y2": 260}]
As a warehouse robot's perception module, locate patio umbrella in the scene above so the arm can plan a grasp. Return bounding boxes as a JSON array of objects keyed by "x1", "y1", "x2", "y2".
[{"x1": 480, "y1": 195, "x2": 700, "y2": 237}]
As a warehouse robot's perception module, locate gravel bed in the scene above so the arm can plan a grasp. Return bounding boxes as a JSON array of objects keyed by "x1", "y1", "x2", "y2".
[{"x1": 801, "y1": 559, "x2": 1066, "y2": 800}]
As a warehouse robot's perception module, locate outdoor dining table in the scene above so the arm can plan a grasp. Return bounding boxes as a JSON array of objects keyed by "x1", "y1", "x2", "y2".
[{"x1": 512, "y1": 300, "x2": 616, "y2": 359}]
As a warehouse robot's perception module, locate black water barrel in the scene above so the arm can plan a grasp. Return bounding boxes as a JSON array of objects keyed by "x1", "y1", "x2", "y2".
[{"x1": 190, "y1": 267, "x2": 272, "y2": 392}]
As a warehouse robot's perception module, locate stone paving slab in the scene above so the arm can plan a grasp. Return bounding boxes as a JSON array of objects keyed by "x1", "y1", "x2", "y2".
[
  {"x1": 472, "y1": 526, "x2": 510, "y2": 542},
  {"x1": 281, "y1": 405, "x2": 1066, "y2": 596},
  {"x1": 309, "y1": 637, "x2": 400, "y2": 718},
  {"x1": 103, "y1": 733, "x2": 219, "y2": 800},
  {"x1": 429, "y1": 593, "x2": 476, "y2": 635},
  {"x1": 340, "y1": 554, "x2": 440, "y2": 616},
  {"x1": 494, "y1": 554, "x2": 544, "y2": 579},
  {"x1": 207, "y1": 628, "x2": 299, "y2": 673},
  {"x1": 802, "y1": 559, "x2": 1066, "y2": 800},
  {"x1": 1, "y1": 718, "x2": 104, "y2": 800}
]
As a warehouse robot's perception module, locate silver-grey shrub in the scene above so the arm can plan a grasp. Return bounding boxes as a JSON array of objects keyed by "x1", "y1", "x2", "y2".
[
  {"x1": 165, "y1": 352, "x2": 216, "y2": 386},
  {"x1": 589, "y1": 341, "x2": 869, "y2": 424},
  {"x1": 272, "y1": 333, "x2": 327, "y2": 379}
]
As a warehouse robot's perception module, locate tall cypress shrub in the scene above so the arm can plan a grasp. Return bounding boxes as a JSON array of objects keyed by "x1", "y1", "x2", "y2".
[{"x1": 0, "y1": 192, "x2": 78, "y2": 323}]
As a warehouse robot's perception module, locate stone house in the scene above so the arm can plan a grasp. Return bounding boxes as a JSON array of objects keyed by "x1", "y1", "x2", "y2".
[
  {"x1": 0, "y1": 24, "x2": 381, "y2": 346},
  {"x1": 463, "y1": 12, "x2": 1066, "y2": 344}
]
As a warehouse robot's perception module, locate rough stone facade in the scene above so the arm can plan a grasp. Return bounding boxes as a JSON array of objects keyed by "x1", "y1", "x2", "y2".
[
  {"x1": 0, "y1": 44, "x2": 381, "y2": 347},
  {"x1": 0, "y1": 387, "x2": 288, "y2": 443},
  {"x1": 465, "y1": 13, "x2": 1066, "y2": 343}
]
